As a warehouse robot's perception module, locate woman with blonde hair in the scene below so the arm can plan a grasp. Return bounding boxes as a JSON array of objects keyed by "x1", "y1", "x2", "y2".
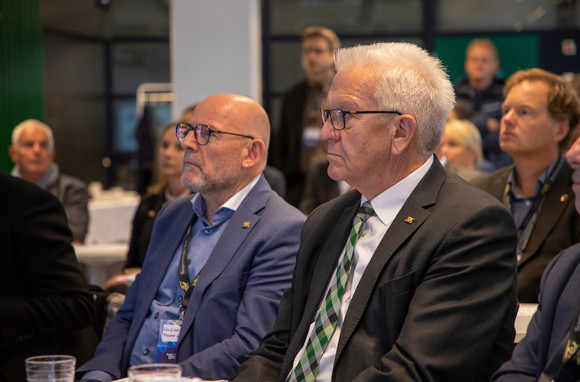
[{"x1": 440, "y1": 119, "x2": 496, "y2": 174}]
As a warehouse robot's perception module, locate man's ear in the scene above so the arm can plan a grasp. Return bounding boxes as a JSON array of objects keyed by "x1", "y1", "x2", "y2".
[
  {"x1": 552, "y1": 119, "x2": 569, "y2": 146},
  {"x1": 391, "y1": 115, "x2": 417, "y2": 156},
  {"x1": 242, "y1": 139, "x2": 266, "y2": 168},
  {"x1": 8, "y1": 145, "x2": 17, "y2": 163}
]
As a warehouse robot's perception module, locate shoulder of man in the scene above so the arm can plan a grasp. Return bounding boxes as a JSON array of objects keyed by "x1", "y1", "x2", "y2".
[{"x1": 470, "y1": 166, "x2": 512, "y2": 196}]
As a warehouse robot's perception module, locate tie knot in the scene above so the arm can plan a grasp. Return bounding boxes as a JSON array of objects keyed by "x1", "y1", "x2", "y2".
[
  {"x1": 357, "y1": 201, "x2": 374, "y2": 221},
  {"x1": 353, "y1": 201, "x2": 374, "y2": 235}
]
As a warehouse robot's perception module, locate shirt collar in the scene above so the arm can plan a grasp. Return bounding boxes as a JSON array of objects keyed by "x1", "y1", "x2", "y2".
[
  {"x1": 190, "y1": 174, "x2": 261, "y2": 224},
  {"x1": 508, "y1": 155, "x2": 561, "y2": 200},
  {"x1": 363, "y1": 155, "x2": 434, "y2": 226}
]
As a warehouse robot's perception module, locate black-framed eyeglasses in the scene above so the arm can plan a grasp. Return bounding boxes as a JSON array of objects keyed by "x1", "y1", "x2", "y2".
[
  {"x1": 321, "y1": 108, "x2": 403, "y2": 131},
  {"x1": 175, "y1": 122, "x2": 255, "y2": 146}
]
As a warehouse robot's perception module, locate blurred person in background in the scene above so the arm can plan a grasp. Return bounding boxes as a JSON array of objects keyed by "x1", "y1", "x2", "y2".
[
  {"x1": 472, "y1": 68, "x2": 580, "y2": 303},
  {"x1": 9, "y1": 119, "x2": 89, "y2": 242},
  {"x1": 0, "y1": 173, "x2": 98, "y2": 382},
  {"x1": 455, "y1": 39, "x2": 511, "y2": 168},
  {"x1": 105, "y1": 121, "x2": 192, "y2": 293},
  {"x1": 270, "y1": 26, "x2": 341, "y2": 207},
  {"x1": 438, "y1": 119, "x2": 491, "y2": 181},
  {"x1": 491, "y1": 133, "x2": 580, "y2": 382}
]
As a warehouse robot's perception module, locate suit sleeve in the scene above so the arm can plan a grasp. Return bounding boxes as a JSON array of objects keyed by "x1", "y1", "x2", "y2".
[
  {"x1": 61, "y1": 180, "x2": 89, "y2": 242},
  {"x1": 178, "y1": 215, "x2": 303, "y2": 380},
  {"x1": 491, "y1": 251, "x2": 563, "y2": 382},
  {"x1": 0, "y1": 186, "x2": 93, "y2": 349}
]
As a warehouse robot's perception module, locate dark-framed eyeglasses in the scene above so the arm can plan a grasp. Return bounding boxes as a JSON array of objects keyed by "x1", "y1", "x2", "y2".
[
  {"x1": 320, "y1": 108, "x2": 403, "y2": 131},
  {"x1": 175, "y1": 122, "x2": 255, "y2": 146}
]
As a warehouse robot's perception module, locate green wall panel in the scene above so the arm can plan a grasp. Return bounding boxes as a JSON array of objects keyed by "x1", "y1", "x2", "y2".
[
  {"x1": 0, "y1": 0, "x2": 44, "y2": 173},
  {"x1": 435, "y1": 34, "x2": 539, "y2": 86}
]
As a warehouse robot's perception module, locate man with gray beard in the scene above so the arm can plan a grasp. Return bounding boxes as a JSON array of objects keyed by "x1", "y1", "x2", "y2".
[{"x1": 78, "y1": 94, "x2": 305, "y2": 382}]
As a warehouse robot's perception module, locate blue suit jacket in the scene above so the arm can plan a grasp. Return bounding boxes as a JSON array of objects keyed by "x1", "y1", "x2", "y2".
[
  {"x1": 492, "y1": 243, "x2": 580, "y2": 381},
  {"x1": 78, "y1": 176, "x2": 305, "y2": 380}
]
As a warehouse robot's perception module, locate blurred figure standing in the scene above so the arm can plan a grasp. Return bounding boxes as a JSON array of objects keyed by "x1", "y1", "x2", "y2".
[
  {"x1": 270, "y1": 26, "x2": 340, "y2": 207},
  {"x1": 9, "y1": 119, "x2": 89, "y2": 242},
  {"x1": 455, "y1": 39, "x2": 511, "y2": 168}
]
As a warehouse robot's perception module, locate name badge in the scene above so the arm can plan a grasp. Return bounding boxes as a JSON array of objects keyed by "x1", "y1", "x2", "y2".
[{"x1": 157, "y1": 319, "x2": 181, "y2": 363}]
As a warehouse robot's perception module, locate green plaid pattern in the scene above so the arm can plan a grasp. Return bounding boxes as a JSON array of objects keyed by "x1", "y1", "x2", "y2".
[{"x1": 287, "y1": 201, "x2": 374, "y2": 382}]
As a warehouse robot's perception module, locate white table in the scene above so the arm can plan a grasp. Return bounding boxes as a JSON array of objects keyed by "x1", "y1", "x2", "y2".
[
  {"x1": 515, "y1": 303, "x2": 538, "y2": 343},
  {"x1": 74, "y1": 243, "x2": 128, "y2": 287},
  {"x1": 85, "y1": 194, "x2": 140, "y2": 244}
]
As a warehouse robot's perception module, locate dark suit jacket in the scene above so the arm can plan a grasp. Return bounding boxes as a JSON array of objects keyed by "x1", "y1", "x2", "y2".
[
  {"x1": 300, "y1": 156, "x2": 339, "y2": 214},
  {"x1": 0, "y1": 173, "x2": 97, "y2": 382},
  {"x1": 471, "y1": 163, "x2": 580, "y2": 303},
  {"x1": 78, "y1": 176, "x2": 305, "y2": 380},
  {"x1": 235, "y1": 158, "x2": 518, "y2": 382},
  {"x1": 492, "y1": 243, "x2": 580, "y2": 381}
]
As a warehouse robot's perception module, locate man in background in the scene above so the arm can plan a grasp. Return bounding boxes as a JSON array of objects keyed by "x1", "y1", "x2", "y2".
[
  {"x1": 270, "y1": 26, "x2": 341, "y2": 207},
  {"x1": 9, "y1": 119, "x2": 89, "y2": 242},
  {"x1": 491, "y1": 133, "x2": 580, "y2": 382},
  {"x1": 455, "y1": 39, "x2": 511, "y2": 168},
  {"x1": 472, "y1": 68, "x2": 580, "y2": 303}
]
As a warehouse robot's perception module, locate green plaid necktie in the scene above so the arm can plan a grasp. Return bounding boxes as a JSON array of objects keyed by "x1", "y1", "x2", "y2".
[{"x1": 287, "y1": 201, "x2": 375, "y2": 382}]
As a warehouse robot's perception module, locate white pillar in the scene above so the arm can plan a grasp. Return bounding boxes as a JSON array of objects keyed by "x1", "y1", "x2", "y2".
[{"x1": 171, "y1": 0, "x2": 262, "y2": 118}]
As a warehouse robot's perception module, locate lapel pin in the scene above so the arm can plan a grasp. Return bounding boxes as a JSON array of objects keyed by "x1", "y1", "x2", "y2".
[
  {"x1": 561, "y1": 194, "x2": 569, "y2": 202},
  {"x1": 147, "y1": 210, "x2": 156, "y2": 218},
  {"x1": 242, "y1": 221, "x2": 251, "y2": 228},
  {"x1": 404, "y1": 216, "x2": 414, "y2": 224}
]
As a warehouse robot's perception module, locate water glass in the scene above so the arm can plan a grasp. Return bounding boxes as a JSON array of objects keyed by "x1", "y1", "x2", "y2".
[
  {"x1": 25, "y1": 355, "x2": 76, "y2": 382},
  {"x1": 128, "y1": 363, "x2": 182, "y2": 381}
]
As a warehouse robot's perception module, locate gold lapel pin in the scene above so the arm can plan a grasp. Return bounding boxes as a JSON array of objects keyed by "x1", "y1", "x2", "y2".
[
  {"x1": 242, "y1": 221, "x2": 251, "y2": 228},
  {"x1": 561, "y1": 194, "x2": 569, "y2": 202},
  {"x1": 147, "y1": 210, "x2": 156, "y2": 218},
  {"x1": 404, "y1": 216, "x2": 414, "y2": 224}
]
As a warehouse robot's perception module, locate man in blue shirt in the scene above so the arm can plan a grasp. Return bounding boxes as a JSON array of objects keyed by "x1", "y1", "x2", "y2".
[{"x1": 78, "y1": 94, "x2": 305, "y2": 381}]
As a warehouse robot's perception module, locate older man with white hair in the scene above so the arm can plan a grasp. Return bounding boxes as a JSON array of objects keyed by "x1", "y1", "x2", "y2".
[
  {"x1": 9, "y1": 119, "x2": 88, "y2": 242},
  {"x1": 235, "y1": 42, "x2": 518, "y2": 382}
]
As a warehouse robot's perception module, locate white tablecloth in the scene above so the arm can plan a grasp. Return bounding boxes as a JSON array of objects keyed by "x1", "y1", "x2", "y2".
[
  {"x1": 85, "y1": 195, "x2": 140, "y2": 244},
  {"x1": 74, "y1": 243, "x2": 129, "y2": 287},
  {"x1": 515, "y1": 303, "x2": 538, "y2": 343}
]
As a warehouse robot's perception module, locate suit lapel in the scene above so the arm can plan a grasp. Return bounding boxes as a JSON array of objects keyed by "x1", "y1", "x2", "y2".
[
  {"x1": 520, "y1": 163, "x2": 573, "y2": 265},
  {"x1": 177, "y1": 177, "x2": 270, "y2": 343},
  {"x1": 334, "y1": 158, "x2": 444, "y2": 361}
]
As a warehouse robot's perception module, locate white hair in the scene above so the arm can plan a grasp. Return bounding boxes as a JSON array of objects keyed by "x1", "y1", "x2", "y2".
[
  {"x1": 334, "y1": 42, "x2": 455, "y2": 155},
  {"x1": 12, "y1": 119, "x2": 55, "y2": 150}
]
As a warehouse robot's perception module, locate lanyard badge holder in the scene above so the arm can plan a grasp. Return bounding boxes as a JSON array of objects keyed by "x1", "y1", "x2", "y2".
[{"x1": 157, "y1": 223, "x2": 200, "y2": 363}]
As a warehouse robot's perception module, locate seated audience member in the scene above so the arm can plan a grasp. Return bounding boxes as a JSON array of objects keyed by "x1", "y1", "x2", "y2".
[
  {"x1": 106, "y1": 121, "x2": 191, "y2": 293},
  {"x1": 9, "y1": 119, "x2": 89, "y2": 242},
  {"x1": 491, "y1": 134, "x2": 580, "y2": 381},
  {"x1": 438, "y1": 119, "x2": 491, "y2": 181},
  {"x1": 455, "y1": 38, "x2": 511, "y2": 168},
  {"x1": 471, "y1": 68, "x2": 580, "y2": 303},
  {"x1": 234, "y1": 42, "x2": 518, "y2": 382},
  {"x1": 299, "y1": 154, "x2": 350, "y2": 215},
  {"x1": 0, "y1": 173, "x2": 98, "y2": 382},
  {"x1": 77, "y1": 94, "x2": 305, "y2": 381}
]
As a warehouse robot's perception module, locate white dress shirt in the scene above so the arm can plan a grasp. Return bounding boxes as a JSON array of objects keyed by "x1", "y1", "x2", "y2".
[{"x1": 290, "y1": 155, "x2": 434, "y2": 381}]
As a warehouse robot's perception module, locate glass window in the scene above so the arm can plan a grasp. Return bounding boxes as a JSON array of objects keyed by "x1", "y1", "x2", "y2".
[
  {"x1": 438, "y1": 0, "x2": 578, "y2": 32},
  {"x1": 112, "y1": 42, "x2": 170, "y2": 94},
  {"x1": 269, "y1": 0, "x2": 422, "y2": 35}
]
